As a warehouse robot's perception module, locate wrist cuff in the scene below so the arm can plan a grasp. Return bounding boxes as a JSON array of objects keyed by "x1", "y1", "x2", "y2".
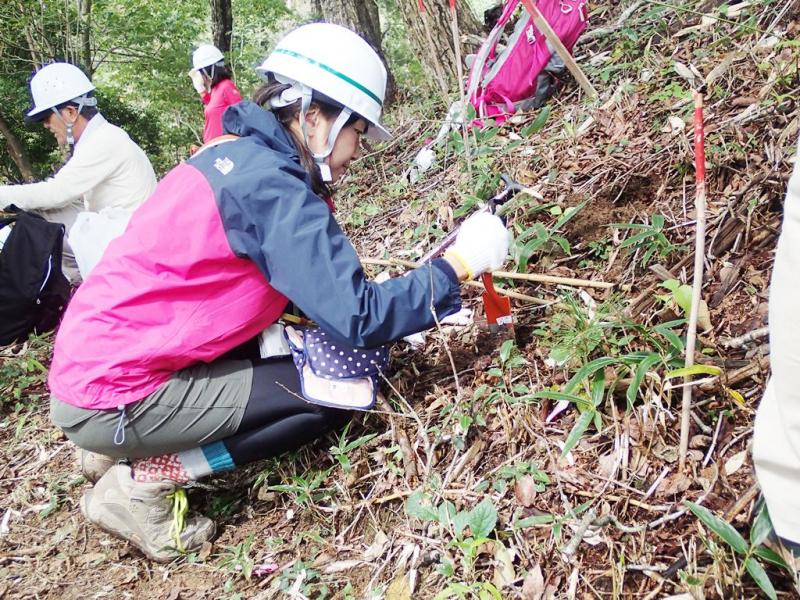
[
  {"x1": 432, "y1": 258, "x2": 459, "y2": 285},
  {"x1": 444, "y1": 249, "x2": 474, "y2": 281}
]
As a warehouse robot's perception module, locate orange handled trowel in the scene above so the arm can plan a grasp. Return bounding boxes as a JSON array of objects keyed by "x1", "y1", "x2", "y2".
[
  {"x1": 481, "y1": 271, "x2": 514, "y2": 334},
  {"x1": 419, "y1": 174, "x2": 521, "y2": 335}
]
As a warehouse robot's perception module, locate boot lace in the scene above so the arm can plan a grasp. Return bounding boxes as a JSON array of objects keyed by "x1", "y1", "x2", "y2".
[{"x1": 167, "y1": 488, "x2": 188, "y2": 553}]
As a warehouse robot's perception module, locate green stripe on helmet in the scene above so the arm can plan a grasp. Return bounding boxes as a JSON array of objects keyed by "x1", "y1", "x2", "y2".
[{"x1": 273, "y1": 48, "x2": 383, "y2": 107}]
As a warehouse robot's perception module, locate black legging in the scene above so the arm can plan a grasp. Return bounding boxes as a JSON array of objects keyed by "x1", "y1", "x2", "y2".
[{"x1": 221, "y1": 358, "x2": 352, "y2": 465}]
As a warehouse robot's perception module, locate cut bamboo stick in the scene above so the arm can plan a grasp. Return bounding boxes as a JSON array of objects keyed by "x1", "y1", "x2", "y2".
[
  {"x1": 463, "y1": 280, "x2": 551, "y2": 305},
  {"x1": 360, "y1": 257, "x2": 611, "y2": 289},
  {"x1": 359, "y1": 257, "x2": 552, "y2": 305},
  {"x1": 493, "y1": 270, "x2": 613, "y2": 289}
]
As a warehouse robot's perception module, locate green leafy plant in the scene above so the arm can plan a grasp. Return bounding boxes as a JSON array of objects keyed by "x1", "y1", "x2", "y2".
[
  {"x1": 612, "y1": 214, "x2": 683, "y2": 268},
  {"x1": 406, "y1": 492, "x2": 499, "y2": 576},
  {"x1": 268, "y1": 469, "x2": 333, "y2": 508},
  {"x1": 492, "y1": 461, "x2": 550, "y2": 495},
  {"x1": 659, "y1": 278, "x2": 693, "y2": 314},
  {"x1": 513, "y1": 202, "x2": 586, "y2": 270},
  {"x1": 207, "y1": 491, "x2": 245, "y2": 520},
  {"x1": 38, "y1": 474, "x2": 82, "y2": 519},
  {"x1": 511, "y1": 501, "x2": 592, "y2": 544},
  {"x1": 218, "y1": 533, "x2": 256, "y2": 582},
  {"x1": 329, "y1": 426, "x2": 377, "y2": 474},
  {"x1": 520, "y1": 105, "x2": 551, "y2": 137},
  {"x1": 685, "y1": 501, "x2": 787, "y2": 600}
]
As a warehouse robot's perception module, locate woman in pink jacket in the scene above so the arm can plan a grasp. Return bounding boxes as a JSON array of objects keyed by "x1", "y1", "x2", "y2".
[
  {"x1": 50, "y1": 24, "x2": 510, "y2": 563},
  {"x1": 189, "y1": 44, "x2": 243, "y2": 143}
]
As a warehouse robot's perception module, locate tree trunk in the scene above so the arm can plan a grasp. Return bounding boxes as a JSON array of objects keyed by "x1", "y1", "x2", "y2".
[
  {"x1": 79, "y1": 0, "x2": 93, "y2": 76},
  {"x1": 210, "y1": 0, "x2": 233, "y2": 53},
  {"x1": 0, "y1": 112, "x2": 35, "y2": 182},
  {"x1": 315, "y1": 0, "x2": 397, "y2": 104},
  {"x1": 395, "y1": 0, "x2": 481, "y2": 96}
]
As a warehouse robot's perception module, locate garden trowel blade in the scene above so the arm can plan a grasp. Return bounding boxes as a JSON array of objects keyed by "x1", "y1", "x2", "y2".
[{"x1": 480, "y1": 272, "x2": 514, "y2": 334}]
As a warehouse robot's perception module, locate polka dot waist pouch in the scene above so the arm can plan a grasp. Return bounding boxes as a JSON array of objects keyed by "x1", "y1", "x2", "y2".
[{"x1": 284, "y1": 326, "x2": 389, "y2": 410}]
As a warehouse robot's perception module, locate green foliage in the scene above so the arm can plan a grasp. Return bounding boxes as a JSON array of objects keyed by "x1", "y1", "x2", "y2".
[
  {"x1": 377, "y1": 0, "x2": 428, "y2": 94},
  {"x1": 612, "y1": 214, "x2": 683, "y2": 268},
  {"x1": 268, "y1": 469, "x2": 332, "y2": 508},
  {"x1": 660, "y1": 278, "x2": 693, "y2": 314},
  {"x1": 329, "y1": 425, "x2": 377, "y2": 474},
  {"x1": 531, "y1": 293, "x2": 690, "y2": 449},
  {"x1": 685, "y1": 501, "x2": 782, "y2": 600},
  {"x1": 492, "y1": 461, "x2": 550, "y2": 495},
  {"x1": 511, "y1": 501, "x2": 592, "y2": 545},
  {"x1": 38, "y1": 474, "x2": 83, "y2": 519},
  {"x1": 520, "y1": 106, "x2": 551, "y2": 137},
  {"x1": 0, "y1": 335, "x2": 50, "y2": 405},
  {"x1": 275, "y1": 560, "x2": 324, "y2": 597},
  {"x1": 207, "y1": 490, "x2": 244, "y2": 520},
  {"x1": 649, "y1": 81, "x2": 691, "y2": 103},
  {"x1": 406, "y1": 491, "x2": 499, "y2": 577},
  {"x1": 0, "y1": 0, "x2": 291, "y2": 179},
  {"x1": 218, "y1": 533, "x2": 256, "y2": 581},
  {"x1": 512, "y1": 203, "x2": 585, "y2": 271}
]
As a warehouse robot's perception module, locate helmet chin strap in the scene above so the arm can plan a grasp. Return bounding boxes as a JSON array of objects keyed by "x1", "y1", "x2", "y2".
[
  {"x1": 269, "y1": 79, "x2": 353, "y2": 182},
  {"x1": 50, "y1": 94, "x2": 96, "y2": 147},
  {"x1": 297, "y1": 86, "x2": 352, "y2": 182}
]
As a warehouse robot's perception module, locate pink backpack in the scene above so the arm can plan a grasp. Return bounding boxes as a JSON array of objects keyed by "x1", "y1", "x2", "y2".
[{"x1": 466, "y1": 0, "x2": 588, "y2": 123}]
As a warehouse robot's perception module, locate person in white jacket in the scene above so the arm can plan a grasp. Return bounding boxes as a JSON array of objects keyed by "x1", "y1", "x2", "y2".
[
  {"x1": 753, "y1": 140, "x2": 800, "y2": 576},
  {"x1": 0, "y1": 62, "x2": 156, "y2": 281}
]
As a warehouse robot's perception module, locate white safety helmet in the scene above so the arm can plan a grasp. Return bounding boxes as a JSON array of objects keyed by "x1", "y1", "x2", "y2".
[
  {"x1": 192, "y1": 44, "x2": 225, "y2": 71},
  {"x1": 26, "y1": 62, "x2": 96, "y2": 121},
  {"x1": 256, "y1": 23, "x2": 391, "y2": 180}
]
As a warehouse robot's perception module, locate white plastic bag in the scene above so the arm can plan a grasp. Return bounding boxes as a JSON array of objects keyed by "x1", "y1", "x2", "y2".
[{"x1": 68, "y1": 207, "x2": 132, "y2": 279}]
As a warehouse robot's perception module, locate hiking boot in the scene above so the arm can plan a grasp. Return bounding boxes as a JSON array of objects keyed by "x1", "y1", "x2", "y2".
[
  {"x1": 80, "y1": 464, "x2": 215, "y2": 562},
  {"x1": 75, "y1": 448, "x2": 116, "y2": 483}
]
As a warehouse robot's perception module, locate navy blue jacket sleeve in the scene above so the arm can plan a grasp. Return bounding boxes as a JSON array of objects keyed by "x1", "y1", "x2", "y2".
[{"x1": 200, "y1": 140, "x2": 462, "y2": 348}]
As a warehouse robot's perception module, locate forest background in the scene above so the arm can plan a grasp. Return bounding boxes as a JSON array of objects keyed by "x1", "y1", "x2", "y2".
[{"x1": 0, "y1": 0, "x2": 493, "y2": 180}]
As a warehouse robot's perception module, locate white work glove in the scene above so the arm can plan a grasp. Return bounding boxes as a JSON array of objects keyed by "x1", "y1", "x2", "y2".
[
  {"x1": 445, "y1": 211, "x2": 510, "y2": 279},
  {"x1": 188, "y1": 69, "x2": 207, "y2": 94}
]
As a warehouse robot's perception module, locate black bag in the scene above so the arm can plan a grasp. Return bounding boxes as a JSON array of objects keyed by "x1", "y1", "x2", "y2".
[{"x1": 0, "y1": 206, "x2": 71, "y2": 345}]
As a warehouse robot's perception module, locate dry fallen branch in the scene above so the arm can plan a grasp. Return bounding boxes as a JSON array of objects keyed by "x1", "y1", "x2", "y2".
[{"x1": 719, "y1": 326, "x2": 769, "y2": 349}]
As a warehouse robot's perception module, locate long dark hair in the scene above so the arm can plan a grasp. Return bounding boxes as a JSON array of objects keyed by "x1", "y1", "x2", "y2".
[
  {"x1": 201, "y1": 64, "x2": 232, "y2": 89},
  {"x1": 252, "y1": 79, "x2": 358, "y2": 197}
]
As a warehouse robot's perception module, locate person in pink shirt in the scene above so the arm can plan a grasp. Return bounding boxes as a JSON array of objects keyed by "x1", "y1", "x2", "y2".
[{"x1": 189, "y1": 44, "x2": 243, "y2": 143}]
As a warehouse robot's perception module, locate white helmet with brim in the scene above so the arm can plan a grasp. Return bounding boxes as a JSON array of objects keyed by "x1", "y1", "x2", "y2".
[
  {"x1": 192, "y1": 44, "x2": 225, "y2": 71},
  {"x1": 26, "y1": 62, "x2": 96, "y2": 121},
  {"x1": 256, "y1": 23, "x2": 391, "y2": 142}
]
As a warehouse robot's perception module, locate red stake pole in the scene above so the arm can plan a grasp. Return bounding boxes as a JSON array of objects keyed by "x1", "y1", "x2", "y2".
[{"x1": 678, "y1": 90, "x2": 708, "y2": 471}]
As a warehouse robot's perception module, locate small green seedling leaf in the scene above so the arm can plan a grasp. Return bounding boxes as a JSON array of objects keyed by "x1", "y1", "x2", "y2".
[
  {"x1": 499, "y1": 339, "x2": 515, "y2": 366},
  {"x1": 521, "y1": 105, "x2": 551, "y2": 136},
  {"x1": 723, "y1": 385, "x2": 746, "y2": 406},
  {"x1": 406, "y1": 490, "x2": 438, "y2": 522},
  {"x1": 468, "y1": 498, "x2": 498, "y2": 539},
  {"x1": 661, "y1": 279, "x2": 693, "y2": 314},
  {"x1": 685, "y1": 501, "x2": 748, "y2": 554},
  {"x1": 752, "y1": 545, "x2": 790, "y2": 569},
  {"x1": 563, "y1": 357, "x2": 618, "y2": 394},
  {"x1": 744, "y1": 557, "x2": 778, "y2": 600},
  {"x1": 626, "y1": 353, "x2": 661, "y2": 410},
  {"x1": 750, "y1": 502, "x2": 774, "y2": 547},
  {"x1": 514, "y1": 514, "x2": 555, "y2": 529},
  {"x1": 561, "y1": 409, "x2": 594, "y2": 458},
  {"x1": 665, "y1": 365, "x2": 722, "y2": 379}
]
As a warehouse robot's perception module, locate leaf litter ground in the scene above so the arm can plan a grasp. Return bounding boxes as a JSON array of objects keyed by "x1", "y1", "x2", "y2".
[{"x1": 2, "y1": 1, "x2": 800, "y2": 598}]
